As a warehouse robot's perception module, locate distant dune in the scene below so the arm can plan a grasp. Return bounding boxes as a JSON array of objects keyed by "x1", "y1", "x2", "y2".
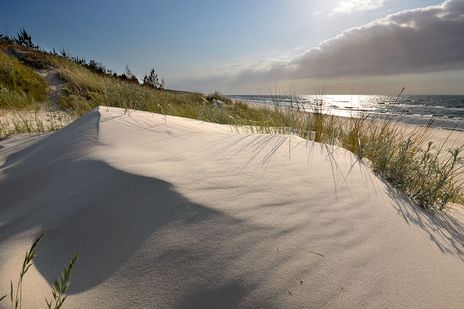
[{"x1": 0, "y1": 107, "x2": 463, "y2": 308}]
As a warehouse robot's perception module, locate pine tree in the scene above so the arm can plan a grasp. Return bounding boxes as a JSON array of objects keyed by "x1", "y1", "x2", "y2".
[{"x1": 143, "y1": 68, "x2": 165, "y2": 90}]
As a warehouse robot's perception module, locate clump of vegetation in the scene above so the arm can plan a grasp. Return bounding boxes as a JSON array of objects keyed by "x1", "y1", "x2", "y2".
[
  {"x1": 50, "y1": 46, "x2": 161, "y2": 86},
  {"x1": 143, "y1": 68, "x2": 165, "y2": 90},
  {"x1": 121, "y1": 65, "x2": 140, "y2": 84},
  {"x1": 0, "y1": 233, "x2": 78, "y2": 309},
  {"x1": 0, "y1": 110, "x2": 74, "y2": 139},
  {"x1": 0, "y1": 50, "x2": 48, "y2": 108},
  {"x1": 342, "y1": 116, "x2": 463, "y2": 211},
  {"x1": 45, "y1": 254, "x2": 78, "y2": 309},
  {"x1": 14, "y1": 28, "x2": 39, "y2": 49},
  {"x1": 0, "y1": 28, "x2": 39, "y2": 50}
]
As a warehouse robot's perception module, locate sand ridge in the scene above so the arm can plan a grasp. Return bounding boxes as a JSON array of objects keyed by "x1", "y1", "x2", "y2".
[{"x1": 0, "y1": 106, "x2": 463, "y2": 308}]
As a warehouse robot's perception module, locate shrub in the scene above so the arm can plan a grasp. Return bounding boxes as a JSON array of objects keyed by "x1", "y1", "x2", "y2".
[
  {"x1": 143, "y1": 68, "x2": 165, "y2": 90},
  {"x1": 14, "y1": 28, "x2": 38, "y2": 49}
]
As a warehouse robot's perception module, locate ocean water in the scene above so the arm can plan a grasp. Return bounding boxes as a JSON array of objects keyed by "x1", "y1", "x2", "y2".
[{"x1": 229, "y1": 95, "x2": 464, "y2": 130}]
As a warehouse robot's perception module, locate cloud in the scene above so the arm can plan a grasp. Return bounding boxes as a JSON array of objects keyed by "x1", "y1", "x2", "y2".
[
  {"x1": 332, "y1": 0, "x2": 388, "y2": 15},
  {"x1": 229, "y1": 0, "x2": 464, "y2": 82},
  {"x1": 173, "y1": 0, "x2": 464, "y2": 92}
]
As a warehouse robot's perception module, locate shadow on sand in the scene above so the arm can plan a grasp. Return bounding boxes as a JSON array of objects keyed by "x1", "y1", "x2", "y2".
[
  {"x1": 386, "y1": 184, "x2": 464, "y2": 260},
  {"x1": 0, "y1": 110, "x2": 296, "y2": 308},
  {"x1": 1, "y1": 108, "x2": 463, "y2": 308}
]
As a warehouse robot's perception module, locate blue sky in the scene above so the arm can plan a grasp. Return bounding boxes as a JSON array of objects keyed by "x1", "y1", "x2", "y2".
[{"x1": 1, "y1": 0, "x2": 462, "y2": 94}]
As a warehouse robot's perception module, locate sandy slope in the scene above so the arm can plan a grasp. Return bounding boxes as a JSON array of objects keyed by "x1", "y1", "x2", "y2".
[{"x1": 0, "y1": 107, "x2": 463, "y2": 308}]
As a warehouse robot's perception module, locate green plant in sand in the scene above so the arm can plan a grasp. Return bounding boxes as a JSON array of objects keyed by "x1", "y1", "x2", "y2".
[{"x1": 0, "y1": 233, "x2": 78, "y2": 309}]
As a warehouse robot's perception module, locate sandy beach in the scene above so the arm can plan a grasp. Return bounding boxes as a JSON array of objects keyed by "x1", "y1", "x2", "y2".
[{"x1": 0, "y1": 106, "x2": 463, "y2": 308}]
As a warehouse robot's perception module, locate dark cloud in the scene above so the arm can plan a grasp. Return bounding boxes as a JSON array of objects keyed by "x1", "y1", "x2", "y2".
[
  {"x1": 171, "y1": 0, "x2": 464, "y2": 92},
  {"x1": 237, "y1": 0, "x2": 464, "y2": 81}
]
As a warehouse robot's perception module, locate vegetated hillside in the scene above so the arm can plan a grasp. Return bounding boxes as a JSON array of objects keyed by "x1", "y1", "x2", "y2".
[
  {"x1": 0, "y1": 49, "x2": 47, "y2": 109},
  {"x1": 0, "y1": 36, "x2": 291, "y2": 125}
]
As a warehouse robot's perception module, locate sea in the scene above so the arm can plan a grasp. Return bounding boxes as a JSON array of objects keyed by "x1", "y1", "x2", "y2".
[{"x1": 229, "y1": 95, "x2": 464, "y2": 131}]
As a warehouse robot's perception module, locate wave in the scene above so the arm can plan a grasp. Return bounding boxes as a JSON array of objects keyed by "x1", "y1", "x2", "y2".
[{"x1": 229, "y1": 94, "x2": 464, "y2": 130}]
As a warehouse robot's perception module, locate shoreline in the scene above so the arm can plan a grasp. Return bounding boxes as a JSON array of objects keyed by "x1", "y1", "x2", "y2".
[
  {"x1": 231, "y1": 96, "x2": 464, "y2": 132},
  {"x1": 231, "y1": 99, "x2": 464, "y2": 151}
]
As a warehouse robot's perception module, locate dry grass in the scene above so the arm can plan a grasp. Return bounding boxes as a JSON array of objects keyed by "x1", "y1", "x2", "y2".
[
  {"x1": 0, "y1": 109, "x2": 75, "y2": 139},
  {"x1": 0, "y1": 50, "x2": 48, "y2": 109}
]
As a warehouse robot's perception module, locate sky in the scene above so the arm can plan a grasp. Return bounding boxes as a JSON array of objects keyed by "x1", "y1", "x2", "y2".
[{"x1": 1, "y1": 0, "x2": 463, "y2": 95}]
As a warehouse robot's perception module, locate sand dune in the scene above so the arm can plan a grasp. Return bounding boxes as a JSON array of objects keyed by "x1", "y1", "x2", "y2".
[{"x1": 0, "y1": 107, "x2": 463, "y2": 308}]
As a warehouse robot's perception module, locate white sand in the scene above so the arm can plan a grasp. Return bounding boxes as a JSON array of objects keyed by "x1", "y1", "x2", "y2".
[{"x1": 0, "y1": 106, "x2": 463, "y2": 308}]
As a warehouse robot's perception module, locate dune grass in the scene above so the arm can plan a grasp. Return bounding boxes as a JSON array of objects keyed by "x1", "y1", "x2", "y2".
[
  {"x1": 0, "y1": 39, "x2": 462, "y2": 211},
  {"x1": 0, "y1": 110, "x2": 75, "y2": 139},
  {"x1": 0, "y1": 50, "x2": 48, "y2": 109},
  {"x1": 345, "y1": 117, "x2": 463, "y2": 210},
  {"x1": 49, "y1": 57, "x2": 312, "y2": 128},
  {"x1": 0, "y1": 233, "x2": 78, "y2": 309}
]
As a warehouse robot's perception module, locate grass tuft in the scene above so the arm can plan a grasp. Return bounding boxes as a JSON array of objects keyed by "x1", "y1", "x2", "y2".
[
  {"x1": 0, "y1": 233, "x2": 78, "y2": 309},
  {"x1": 45, "y1": 254, "x2": 78, "y2": 309}
]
